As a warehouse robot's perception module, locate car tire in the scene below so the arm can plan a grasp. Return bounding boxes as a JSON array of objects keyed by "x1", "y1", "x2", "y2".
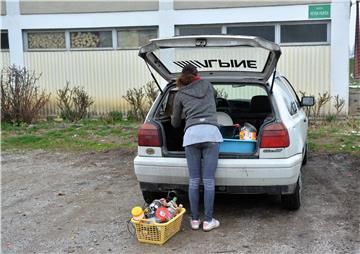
[
  {"x1": 281, "y1": 175, "x2": 302, "y2": 210},
  {"x1": 302, "y1": 145, "x2": 308, "y2": 166}
]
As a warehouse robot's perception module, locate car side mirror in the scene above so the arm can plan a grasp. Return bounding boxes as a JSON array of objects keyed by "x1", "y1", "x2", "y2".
[{"x1": 301, "y1": 96, "x2": 315, "y2": 107}]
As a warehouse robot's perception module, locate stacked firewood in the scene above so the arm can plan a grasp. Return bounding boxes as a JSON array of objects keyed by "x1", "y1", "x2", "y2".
[
  {"x1": 71, "y1": 32, "x2": 100, "y2": 48},
  {"x1": 28, "y1": 33, "x2": 65, "y2": 49}
]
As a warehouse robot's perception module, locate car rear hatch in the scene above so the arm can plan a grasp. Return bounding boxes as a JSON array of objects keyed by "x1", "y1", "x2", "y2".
[{"x1": 139, "y1": 35, "x2": 281, "y2": 84}]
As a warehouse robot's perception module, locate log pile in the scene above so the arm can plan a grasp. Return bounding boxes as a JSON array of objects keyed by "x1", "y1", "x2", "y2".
[{"x1": 28, "y1": 33, "x2": 65, "y2": 49}]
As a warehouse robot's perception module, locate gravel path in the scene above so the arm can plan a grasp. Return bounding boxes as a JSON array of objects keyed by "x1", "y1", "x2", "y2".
[{"x1": 1, "y1": 150, "x2": 359, "y2": 253}]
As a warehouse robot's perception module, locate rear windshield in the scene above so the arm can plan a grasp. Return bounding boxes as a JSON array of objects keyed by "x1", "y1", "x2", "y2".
[
  {"x1": 156, "y1": 83, "x2": 269, "y2": 118},
  {"x1": 213, "y1": 83, "x2": 267, "y2": 100}
]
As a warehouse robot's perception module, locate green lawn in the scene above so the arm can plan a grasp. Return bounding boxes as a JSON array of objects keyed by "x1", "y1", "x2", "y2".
[
  {"x1": 1, "y1": 118, "x2": 359, "y2": 156},
  {"x1": 1, "y1": 119, "x2": 140, "y2": 152},
  {"x1": 307, "y1": 118, "x2": 360, "y2": 155}
]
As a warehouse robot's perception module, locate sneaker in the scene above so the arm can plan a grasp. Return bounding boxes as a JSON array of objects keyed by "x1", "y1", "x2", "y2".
[
  {"x1": 203, "y1": 218, "x2": 220, "y2": 231},
  {"x1": 190, "y1": 219, "x2": 201, "y2": 230}
]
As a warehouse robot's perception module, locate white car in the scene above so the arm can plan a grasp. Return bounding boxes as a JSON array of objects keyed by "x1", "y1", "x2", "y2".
[{"x1": 134, "y1": 35, "x2": 315, "y2": 210}]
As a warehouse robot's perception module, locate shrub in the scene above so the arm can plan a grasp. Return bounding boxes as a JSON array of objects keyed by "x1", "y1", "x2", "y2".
[
  {"x1": 312, "y1": 92, "x2": 331, "y2": 117},
  {"x1": 108, "y1": 111, "x2": 123, "y2": 121},
  {"x1": 333, "y1": 95, "x2": 345, "y2": 116},
  {"x1": 57, "y1": 82, "x2": 94, "y2": 122},
  {"x1": 144, "y1": 81, "x2": 158, "y2": 108},
  {"x1": 0, "y1": 65, "x2": 50, "y2": 124},
  {"x1": 123, "y1": 81, "x2": 159, "y2": 121},
  {"x1": 103, "y1": 111, "x2": 123, "y2": 124}
]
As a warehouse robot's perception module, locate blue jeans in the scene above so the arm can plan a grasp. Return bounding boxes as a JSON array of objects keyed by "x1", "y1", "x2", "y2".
[{"x1": 185, "y1": 142, "x2": 220, "y2": 222}]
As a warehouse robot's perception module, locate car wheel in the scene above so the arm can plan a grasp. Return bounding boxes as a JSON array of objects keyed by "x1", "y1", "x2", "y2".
[
  {"x1": 281, "y1": 175, "x2": 302, "y2": 210},
  {"x1": 302, "y1": 145, "x2": 308, "y2": 166}
]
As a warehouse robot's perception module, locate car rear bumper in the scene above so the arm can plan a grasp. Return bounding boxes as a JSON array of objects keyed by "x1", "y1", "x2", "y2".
[{"x1": 134, "y1": 154, "x2": 302, "y2": 194}]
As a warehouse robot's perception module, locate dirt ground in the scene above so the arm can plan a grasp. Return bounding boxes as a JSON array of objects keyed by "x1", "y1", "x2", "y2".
[{"x1": 1, "y1": 149, "x2": 359, "y2": 254}]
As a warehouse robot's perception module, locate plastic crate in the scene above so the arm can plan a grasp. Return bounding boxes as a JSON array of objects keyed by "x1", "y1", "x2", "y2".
[
  {"x1": 131, "y1": 208, "x2": 186, "y2": 245},
  {"x1": 220, "y1": 139, "x2": 256, "y2": 153}
]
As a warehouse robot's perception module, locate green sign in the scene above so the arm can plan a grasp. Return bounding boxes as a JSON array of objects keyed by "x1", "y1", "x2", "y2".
[{"x1": 308, "y1": 4, "x2": 331, "y2": 19}]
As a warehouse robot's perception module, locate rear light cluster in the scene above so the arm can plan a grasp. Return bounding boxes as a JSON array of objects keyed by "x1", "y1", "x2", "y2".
[
  {"x1": 138, "y1": 123, "x2": 162, "y2": 147},
  {"x1": 260, "y1": 123, "x2": 290, "y2": 148}
]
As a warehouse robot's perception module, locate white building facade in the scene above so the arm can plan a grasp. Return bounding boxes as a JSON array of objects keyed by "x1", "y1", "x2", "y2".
[{"x1": 0, "y1": 0, "x2": 351, "y2": 115}]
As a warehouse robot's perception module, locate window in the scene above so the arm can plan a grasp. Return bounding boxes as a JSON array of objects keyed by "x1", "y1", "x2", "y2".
[
  {"x1": 176, "y1": 22, "x2": 329, "y2": 45},
  {"x1": 1, "y1": 30, "x2": 9, "y2": 50},
  {"x1": 177, "y1": 26, "x2": 222, "y2": 36},
  {"x1": 227, "y1": 25, "x2": 275, "y2": 42},
  {"x1": 276, "y1": 79, "x2": 298, "y2": 116},
  {"x1": 70, "y1": 31, "x2": 112, "y2": 48},
  {"x1": 117, "y1": 28, "x2": 157, "y2": 49},
  {"x1": 280, "y1": 76, "x2": 301, "y2": 108},
  {"x1": 281, "y1": 24, "x2": 328, "y2": 43},
  {"x1": 27, "y1": 31, "x2": 66, "y2": 49},
  {"x1": 213, "y1": 84, "x2": 267, "y2": 101}
]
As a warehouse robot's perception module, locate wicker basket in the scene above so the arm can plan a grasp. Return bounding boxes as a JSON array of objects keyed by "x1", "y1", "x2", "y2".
[{"x1": 131, "y1": 208, "x2": 186, "y2": 245}]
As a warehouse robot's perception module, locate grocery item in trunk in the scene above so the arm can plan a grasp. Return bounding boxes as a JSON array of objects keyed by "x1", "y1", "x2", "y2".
[{"x1": 240, "y1": 122, "x2": 257, "y2": 141}]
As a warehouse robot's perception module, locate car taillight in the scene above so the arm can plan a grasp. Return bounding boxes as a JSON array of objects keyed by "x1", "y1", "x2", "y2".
[
  {"x1": 138, "y1": 123, "x2": 162, "y2": 147},
  {"x1": 260, "y1": 123, "x2": 289, "y2": 148}
]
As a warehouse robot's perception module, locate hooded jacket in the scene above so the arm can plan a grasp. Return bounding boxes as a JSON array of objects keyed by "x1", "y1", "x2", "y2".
[{"x1": 171, "y1": 79, "x2": 218, "y2": 130}]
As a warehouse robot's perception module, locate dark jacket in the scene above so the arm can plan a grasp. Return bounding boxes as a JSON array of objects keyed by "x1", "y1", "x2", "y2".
[{"x1": 171, "y1": 79, "x2": 218, "y2": 130}]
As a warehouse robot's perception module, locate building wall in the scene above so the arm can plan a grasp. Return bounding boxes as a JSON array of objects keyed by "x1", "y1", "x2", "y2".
[
  {"x1": 1, "y1": 51, "x2": 10, "y2": 69},
  {"x1": 19, "y1": 45, "x2": 330, "y2": 114},
  {"x1": 20, "y1": 0, "x2": 159, "y2": 14},
  {"x1": 278, "y1": 46, "x2": 331, "y2": 96},
  {"x1": 174, "y1": 0, "x2": 331, "y2": 10},
  {"x1": 279, "y1": 45, "x2": 331, "y2": 113},
  {"x1": 24, "y1": 50, "x2": 157, "y2": 114}
]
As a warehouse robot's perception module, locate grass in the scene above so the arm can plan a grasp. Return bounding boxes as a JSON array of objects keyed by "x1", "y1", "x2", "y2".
[
  {"x1": 307, "y1": 118, "x2": 360, "y2": 156},
  {"x1": 1, "y1": 118, "x2": 359, "y2": 156},
  {"x1": 1, "y1": 119, "x2": 140, "y2": 152}
]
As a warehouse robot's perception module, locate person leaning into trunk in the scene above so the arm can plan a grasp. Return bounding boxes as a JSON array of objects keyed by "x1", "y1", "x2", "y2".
[{"x1": 171, "y1": 64, "x2": 223, "y2": 231}]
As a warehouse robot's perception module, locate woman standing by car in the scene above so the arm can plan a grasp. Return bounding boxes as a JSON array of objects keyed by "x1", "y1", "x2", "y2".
[{"x1": 171, "y1": 64, "x2": 223, "y2": 231}]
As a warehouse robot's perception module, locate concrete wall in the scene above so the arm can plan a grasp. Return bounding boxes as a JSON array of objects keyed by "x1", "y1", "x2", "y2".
[
  {"x1": 174, "y1": 0, "x2": 331, "y2": 10},
  {"x1": 20, "y1": 0, "x2": 159, "y2": 14}
]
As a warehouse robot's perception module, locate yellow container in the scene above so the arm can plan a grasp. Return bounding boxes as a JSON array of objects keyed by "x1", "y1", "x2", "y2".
[{"x1": 131, "y1": 208, "x2": 186, "y2": 245}]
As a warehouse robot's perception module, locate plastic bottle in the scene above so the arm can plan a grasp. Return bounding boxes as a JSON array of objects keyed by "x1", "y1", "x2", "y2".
[
  {"x1": 167, "y1": 197, "x2": 178, "y2": 219},
  {"x1": 131, "y1": 206, "x2": 144, "y2": 221}
]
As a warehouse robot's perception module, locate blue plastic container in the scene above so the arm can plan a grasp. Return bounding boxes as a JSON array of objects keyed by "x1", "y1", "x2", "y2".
[{"x1": 219, "y1": 139, "x2": 256, "y2": 153}]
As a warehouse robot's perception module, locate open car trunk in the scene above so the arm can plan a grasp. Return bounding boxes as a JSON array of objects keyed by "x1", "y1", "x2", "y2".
[
  {"x1": 154, "y1": 83, "x2": 274, "y2": 157},
  {"x1": 139, "y1": 35, "x2": 281, "y2": 157}
]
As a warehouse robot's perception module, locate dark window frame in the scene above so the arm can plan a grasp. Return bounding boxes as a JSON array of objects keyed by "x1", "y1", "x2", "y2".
[
  {"x1": 1, "y1": 30, "x2": 10, "y2": 50},
  {"x1": 279, "y1": 22, "x2": 330, "y2": 45},
  {"x1": 226, "y1": 25, "x2": 276, "y2": 42}
]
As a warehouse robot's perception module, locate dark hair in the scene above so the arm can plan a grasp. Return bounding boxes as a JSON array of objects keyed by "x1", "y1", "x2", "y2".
[
  {"x1": 176, "y1": 64, "x2": 198, "y2": 87},
  {"x1": 181, "y1": 64, "x2": 198, "y2": 75}
]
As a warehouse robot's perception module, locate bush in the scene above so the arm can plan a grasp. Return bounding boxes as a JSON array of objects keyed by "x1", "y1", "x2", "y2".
[
  {"x1": 57, "y1": 82, "x2": 94, "y2": 122},
  {"x1": 103, "y1": 111, "x2": 123, "y2": 124},
  {"x1": 108, "y1": 111, "x2": 123, "y2": 121},
  {"x1": 0, "y1": 65, "x2": 50, "y2": 124},
  {"x1": 312, "y1": 92, "x2": 331, "y2": 117},
  {"x1": 123, "y1": 81, "x2": 159, "y2": 121}
]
